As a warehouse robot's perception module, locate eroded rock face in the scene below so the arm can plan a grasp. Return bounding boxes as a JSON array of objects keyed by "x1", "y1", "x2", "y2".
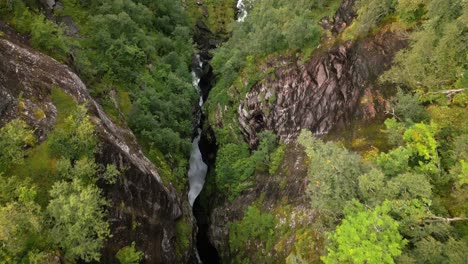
[
  {"x1": 0, "y1": 29, "x2": 192, "y2": 263},
  {"x1": 238, "y1": 31, "x2": 406, "y2": 146}
]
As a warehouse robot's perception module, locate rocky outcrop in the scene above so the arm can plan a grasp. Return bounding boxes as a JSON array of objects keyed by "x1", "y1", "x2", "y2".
[
  {"x1": 0, "y1": 27, "x2": 192, "y2": 263},
  {"x1": 238, "y1": 31, "x2": 406, "y2": 146},
  {"x1": 332, "y1": 0, "x2": 357, "y2": 34}
]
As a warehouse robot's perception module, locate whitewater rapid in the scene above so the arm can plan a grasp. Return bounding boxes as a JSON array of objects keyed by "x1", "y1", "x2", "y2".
[
  {"x1": 237, "y1": 0, "x2": 248, "y2": 22},
  {"x1": 188, "y1": 55, "x2": 208, "y2": 206}
]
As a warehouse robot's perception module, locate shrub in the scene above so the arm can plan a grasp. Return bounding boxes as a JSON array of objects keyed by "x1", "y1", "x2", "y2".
[
  {"x1": 0, "y1": 119, "x2": 36, "y2": 171},
  {"x1": 116, "y1": 242, "x2": 144, "y2": 264}
]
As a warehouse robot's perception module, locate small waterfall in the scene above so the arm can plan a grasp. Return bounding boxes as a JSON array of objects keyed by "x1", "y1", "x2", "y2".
[
  {"x1": 236, "y1": 0, "x2": 248, "y2": 22},
  {"x1": 188, "y1": 55, "x2": 208, "y2": 207}
]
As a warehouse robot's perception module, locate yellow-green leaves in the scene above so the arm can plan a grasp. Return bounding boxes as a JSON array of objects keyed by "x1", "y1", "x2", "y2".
[
  {"x1": 0, "y1": 119, "x2": 36, "y2": 171},
  {"x1": 323, "y1": 200, "x2": 406, "y2": 264}
]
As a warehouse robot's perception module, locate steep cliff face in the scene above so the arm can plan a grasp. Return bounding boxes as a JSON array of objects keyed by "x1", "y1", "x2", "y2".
[
  {"x1": 0, "y1": 26, "x2": 193, "y2": 263},
  {"x1": 238, "y1": 31, "x2": 406, "y2": 146}
]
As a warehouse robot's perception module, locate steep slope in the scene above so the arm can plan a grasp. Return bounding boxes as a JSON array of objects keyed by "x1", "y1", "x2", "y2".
[
  {"x1": 0, "y1": 26, "x2": 194, "y2": 263},
  {"x1": 203, "y1": 0, "x2": 409, "y2": 262}
]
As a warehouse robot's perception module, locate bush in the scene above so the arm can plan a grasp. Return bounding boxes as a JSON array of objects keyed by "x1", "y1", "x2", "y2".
[
  {"x1": 116, "y1": 242, "x2": 144, "y2": 264},
  {"x1": 298, "y1": 130, "x2": 369, "y2": 219},
  {"x1": 49, "y1": 106, "x2": 98, "y2": 160},
  {"x1": 229, "y1": 206, "x2": 276, "y2": 257},
  {"x1": 391, "y1": 90, "x2": 429, "y2": 124},
  {"x1": 30, "y1": 14, "x2": 69, "y2": 60},
  {"x1": 0, "y1": 119, "x2": 36, "y2": 171},
  {"x1": 47, "y1": 178, "x2": 110, "y2": 262},
  {"x1": 215, "y1": 143, "x2": 254, "y2": 199},
  {"x1": 322, "y1": 200, "x2": 406, "y2": 264},
  {"x1": 269, "y1": 145, "x2": 286, "y2": 175}
]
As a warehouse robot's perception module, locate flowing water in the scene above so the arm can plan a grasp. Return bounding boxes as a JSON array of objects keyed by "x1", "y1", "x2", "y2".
[
  {"x1": 237, "y1": 0, "x2": 248, "y2": 22},
  {"x1": 188, "y1": 55, "x2": 208, "y2": 207}
]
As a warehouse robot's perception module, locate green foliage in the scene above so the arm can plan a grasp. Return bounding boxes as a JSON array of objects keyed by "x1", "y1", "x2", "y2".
[
  {"x1": 381, "y1": 0, "x2": 466, "y2": 91},
  {"x1": 391, "y1": 90, "x2": 429, "y2": 124},
  {"x1": 215, "y1": 143, "x2": 254, "y2": 200},
  {"x1": 384, "y1": 118, "x2": 406, "y2": 147},
  {"x1": 376, "y1": 122, "x2": 440, "y2": 178},
  {"x1": 5, "y1": 0, "x2": 198, "y2": 179},
  {"x1": 215, "y1": 131, "x2": 282, "y2": 200},
  {"x1": 8, "y1": 0, "x2": 69, "y2": 60},
  {"x1": 30, "y1": 15, "x2": 69, "y2": 60},
  {"x1": 403, "y1": 123, "x2": 440, "y2": 176},
  {"x1": 229, "y1": 206, "x2": 276, "y2": 261},
  {"x1": 60, "y1": 0, "x2": 197, "y2": 171},
  {"x1": 116, "y1": 242, "x2": 143, "y2": 264},
  {"x1": 175, "y1": 217, "x2": 192, "y2": 260},
  {"x1": 396, "y1": 0, "x2": 426, "y2": 23},
  {"x1": 49, "y1": 105, "x2": 98, "y2": 160},
  {"x1": 386, "y1": 173, "x2": 432, "y2": 200},
  {"x1": 185, "y1": 0, "x2": 236, "y2": 37},
  {"x1": 47, "y1": 178, "x2": 110, "y2": 262},
  {"x1": 251, "y1": 131, "x2": 279, "y2": 171},
  {"x1": 376, "y1": 146, "x2": 412, "y2": 177},
  {"x1": 0, "y1": 119, "x2": 36, "y2": 171},
  {"x1": 51, "y1": 86, "x2": 79, "y2": 122},
  {"x1": 298, "y1": 130, "x2": 369, "y2": 219},
  {"x1": 350, "y1": 0, "x2": 396, "y2": 36},
  {"x1": 358, "y1": 168, "x2": 387, "y2": 205},
  {"x1": 399, "y1": 236, "x2": 468, "y2": 264},
  {"x1": 0, "y1": 195, "x2": 47, "y2": 262},
  {"x1": 322, "y1": 200, "x2": 406, "y2": 264},
  {"x1": 269, "y1": 144, "x2": 286, "y2": 175}
]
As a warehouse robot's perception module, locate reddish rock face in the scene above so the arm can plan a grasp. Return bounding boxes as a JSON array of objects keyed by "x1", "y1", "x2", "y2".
[{"x1": 238, "y1": 31, "x2": 407, "y2": 146}]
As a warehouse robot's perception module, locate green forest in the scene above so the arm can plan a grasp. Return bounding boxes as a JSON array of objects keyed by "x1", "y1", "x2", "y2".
[{"x1": 0, "y1": 0, "x2": 467, "y2": 263}]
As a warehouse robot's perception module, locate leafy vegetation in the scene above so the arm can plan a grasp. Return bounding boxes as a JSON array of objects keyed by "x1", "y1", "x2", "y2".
[
  {"x1": 1, "y1": 0, "x2": 70, "y2": 60},
  {"x1": 1, "y1": 0, "x2": 467, "y2": 263},
  {"x1": 215, "y1": 131, "x2": 283, "y2": 200},
  {"x1": 1, "y1": 0, "x2": 198, "y2": 189},
  {"x1": 0, "y1": 119, "x2": 36, "y2": 171},
  {"x1": 116, "y1": 242, "x2": 144, "y2": 264},
  {"x1": 323, "y1": 201, "x2": 406, "y2": 264},
  {"x1": 0, "y1": 108, "x2": 117, "y2": 262},
  {"x1": 229, "y1": 205, "x2": 276, "y2": 262}
]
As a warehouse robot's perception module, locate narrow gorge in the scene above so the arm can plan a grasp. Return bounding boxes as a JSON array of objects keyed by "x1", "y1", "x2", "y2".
[{"x1": 0, "y1": 0, "x2": 467, "y2": 263}]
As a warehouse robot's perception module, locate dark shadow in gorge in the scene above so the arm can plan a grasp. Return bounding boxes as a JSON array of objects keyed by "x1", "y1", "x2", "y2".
[
  {"x1": 194, "y1": 111, "x2": 220, "y2": 264},
  {"x1": 193, "y1": 195, "x2": 220, "y2": 264},
  {"x1": 191, "y1": 18, "x2": 222, "y2": 263}
]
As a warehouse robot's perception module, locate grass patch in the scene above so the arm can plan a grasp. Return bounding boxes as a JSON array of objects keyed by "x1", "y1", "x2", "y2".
[
  {"x1": 118, "y1": 90, "x2": 132, "y2": 118},
  {"x1": 175, "y1": 216, "x2": 192, "y2": 260},
  {"x1": 8, "y1": 141, "x2": 58, "y2": 206},
  {"x1": 51, "y1": 86, "x2": 78, "y2": 125}
]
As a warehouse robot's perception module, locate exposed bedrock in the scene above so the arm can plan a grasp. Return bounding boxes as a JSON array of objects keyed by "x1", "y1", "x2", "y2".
[{"x1": 238, "y1": 31, "x2": 407, "y2": 146}]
